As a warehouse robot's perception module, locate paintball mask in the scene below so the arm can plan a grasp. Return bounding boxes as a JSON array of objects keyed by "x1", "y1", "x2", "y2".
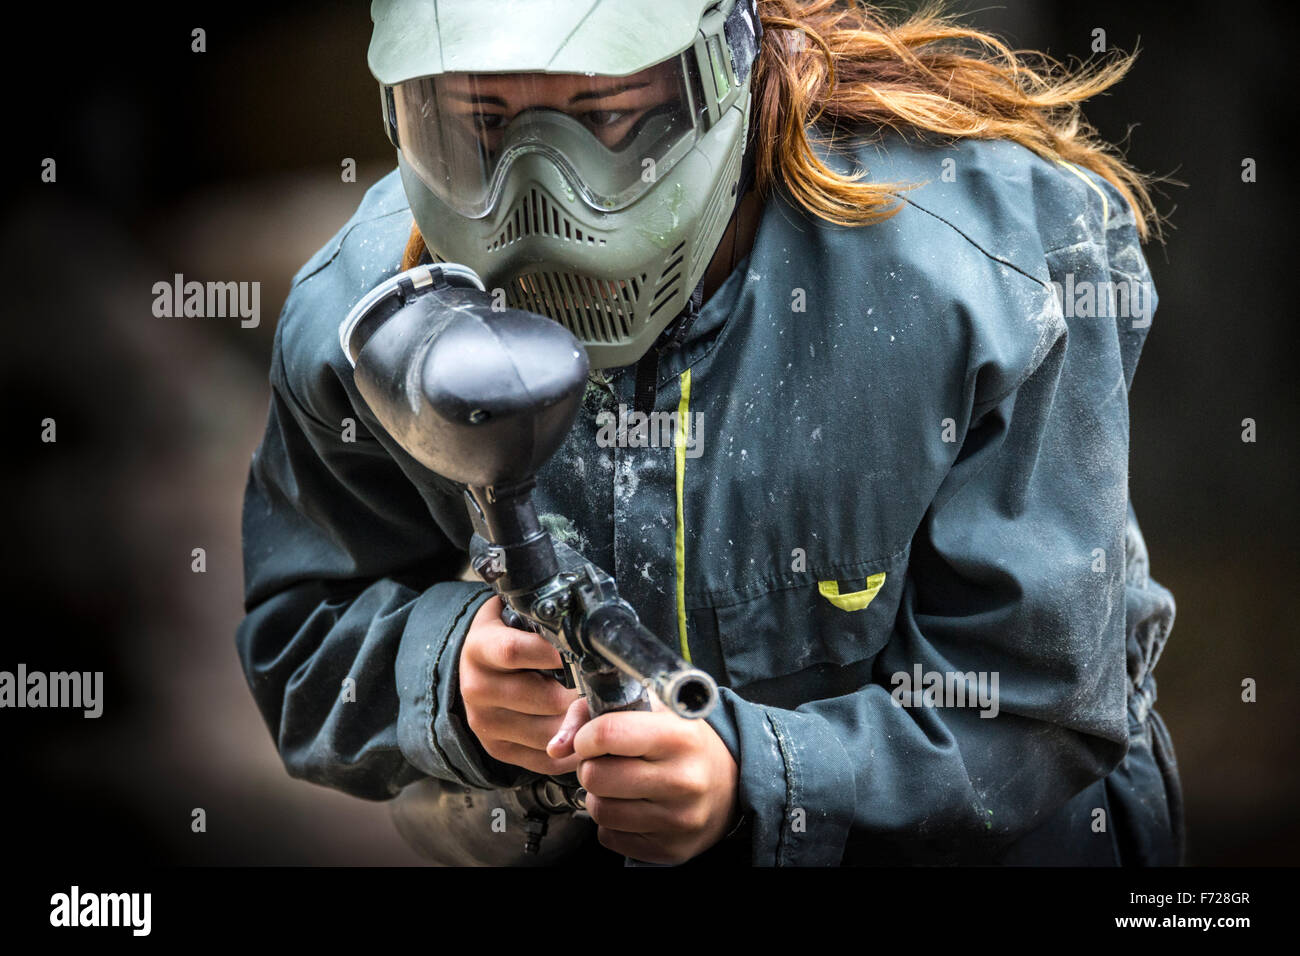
[{"x1": 368, "y1": 0, "x2": 763, "y2": 368}]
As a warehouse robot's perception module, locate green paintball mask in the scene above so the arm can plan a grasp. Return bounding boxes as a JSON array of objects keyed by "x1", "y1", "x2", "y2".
[{"x1": 369, "y1": 0, "x2": 763, "y2": 368}]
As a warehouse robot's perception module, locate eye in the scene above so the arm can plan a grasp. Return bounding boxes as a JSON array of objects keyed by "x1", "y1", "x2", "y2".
[
  {"x1": 470, "y1": 112, "x2": 508, "y2": 132},
  {"x1": 581, "y1": 109, "x2": 627, "y2": 129}
]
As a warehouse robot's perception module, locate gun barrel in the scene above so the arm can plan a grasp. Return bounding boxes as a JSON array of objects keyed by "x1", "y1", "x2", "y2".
[{"x1": 583, "y1": 606, "x2": 718, "y2": 720}]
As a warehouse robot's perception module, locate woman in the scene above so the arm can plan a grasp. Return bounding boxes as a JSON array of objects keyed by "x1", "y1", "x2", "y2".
[{"x1": 237, "y1": 0, "x2": 1182, "y2": 866}]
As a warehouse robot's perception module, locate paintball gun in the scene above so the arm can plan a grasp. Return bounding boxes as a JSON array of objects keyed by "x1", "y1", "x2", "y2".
[{"x1": 339, "y1": 263, "x2": 718, "y2": 863}]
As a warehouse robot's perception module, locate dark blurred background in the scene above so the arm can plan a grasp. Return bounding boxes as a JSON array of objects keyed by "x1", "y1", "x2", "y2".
[{"x1": 1, "y1": 1, "x2": 1294, "y2": 865}]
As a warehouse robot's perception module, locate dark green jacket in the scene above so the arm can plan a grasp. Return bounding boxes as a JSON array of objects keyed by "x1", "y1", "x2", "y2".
[{"x1": 237, "y1": 132, "x2": 1183, "y2": 866}]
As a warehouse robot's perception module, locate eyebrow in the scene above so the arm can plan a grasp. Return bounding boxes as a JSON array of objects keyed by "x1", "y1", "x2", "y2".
[
  {"x1": 442, "y1": 92, "x2": 508, "y2": 108},
  {"x1": 442, "y1": 80, "x2": 653, "y2": 108},
  {"x1": 567, "y1": 81, "x2": 653, "y2": 104}
]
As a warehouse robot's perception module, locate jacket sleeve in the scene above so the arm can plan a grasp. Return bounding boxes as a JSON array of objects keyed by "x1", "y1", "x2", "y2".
[
  {"x1": 705, "y1": 207, "x2": 1146, "y2": 865},
  {"x1": 235, "y1": 287, "x2": 539, "y2": 800}
]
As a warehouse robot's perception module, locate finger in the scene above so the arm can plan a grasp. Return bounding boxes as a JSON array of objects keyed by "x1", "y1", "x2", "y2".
[
  {"x1": 576, "y1": 755, "x2": 678, "y2": 801},
  {"x1": 486, "y1": 740, "x2": 582, "y2": 777},
  {"x1": 472, "y1": 707, "x2": 569, "y2": 752},
  {"x1": 471, "y1": 595, "x2": 505, "y2": 627},
  {"x1": 547, "y1": 696, "x2": 592, "y2": 758},
  {"x1": 572, "y1": 711, "x2": 687, "y2": 761},
  {"x1": 584, "y1": 794, "x2": 678, "y2": 834},
  {"x1": 469, "y1": 626, "x2": 565, "y2": 672},
  {"x1": 464, "y1": 668, "x2": 578, "y2": 716}
]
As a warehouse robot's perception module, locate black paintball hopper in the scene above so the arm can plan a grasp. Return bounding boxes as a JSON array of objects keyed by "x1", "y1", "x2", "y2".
[{"x1": 341, "y1": 263, "x2": 590, "y2": 488}]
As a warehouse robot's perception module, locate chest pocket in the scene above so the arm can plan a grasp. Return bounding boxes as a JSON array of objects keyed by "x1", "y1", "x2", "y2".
[{"x1": 705, "y1": 548, "x2": 909, "y2": 694}]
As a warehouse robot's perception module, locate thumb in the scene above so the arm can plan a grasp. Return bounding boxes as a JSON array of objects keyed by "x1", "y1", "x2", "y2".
[{"x1": 546, "y1": 696, "x2": 591, "y2": 758}]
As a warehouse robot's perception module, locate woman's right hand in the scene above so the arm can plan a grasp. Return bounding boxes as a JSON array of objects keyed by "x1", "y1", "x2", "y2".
[{"x1": 459, "y1": 596, "x2": 590, "y2": 776}]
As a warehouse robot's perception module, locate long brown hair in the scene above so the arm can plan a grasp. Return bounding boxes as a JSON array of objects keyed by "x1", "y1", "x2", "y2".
[
  {"x1": 753, "y1": 0, "x2": 1159, "y2": 237},
  {"x1": 402, "y1": 0, "x2": 1160, "y2": 268}
]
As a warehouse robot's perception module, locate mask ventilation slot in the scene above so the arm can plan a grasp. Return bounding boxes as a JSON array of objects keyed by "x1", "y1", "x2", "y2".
[
  {"x1": 648, "y1": 241, "x2": 687, "y2": 320},
  {"x1": 488, "y1": 188, "x2": 608, "y2": 252},
  {"x1": 509, "y1": 272, "x2": 645, "y2": 343}
]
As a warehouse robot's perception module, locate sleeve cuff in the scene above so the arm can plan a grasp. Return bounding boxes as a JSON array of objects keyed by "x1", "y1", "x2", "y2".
[
  {"x1": 395, "y1": 582, "x2": 535, "y2": 790},
  {"x1": 707, "y1": 687, "x2": 857, "y2": 866}
]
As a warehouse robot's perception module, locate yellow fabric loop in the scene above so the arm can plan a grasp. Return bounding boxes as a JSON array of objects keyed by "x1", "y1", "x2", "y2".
[{"x1": 817, "y1": 572, "x2": 887, "y2": 612}]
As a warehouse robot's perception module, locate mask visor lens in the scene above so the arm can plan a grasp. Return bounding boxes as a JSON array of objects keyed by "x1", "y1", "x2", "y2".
[{"x1": 389, "y1": 53, "x2": 705, "y2": 218}]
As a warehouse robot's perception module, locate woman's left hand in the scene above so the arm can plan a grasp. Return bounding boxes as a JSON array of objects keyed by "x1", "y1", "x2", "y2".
[{"x1": 547, "y1": 696, "x2": 741, "y2": 864}]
